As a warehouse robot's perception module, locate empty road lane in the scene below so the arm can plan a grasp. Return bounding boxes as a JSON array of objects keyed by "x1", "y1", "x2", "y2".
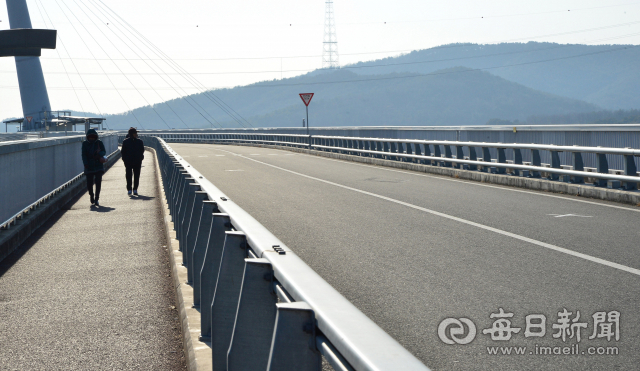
[{"x1": 172, "y1": 143, "x2": 640, "y2": 371}]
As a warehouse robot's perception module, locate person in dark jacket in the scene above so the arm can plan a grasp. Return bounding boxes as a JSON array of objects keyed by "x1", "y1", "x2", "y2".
[
  {"x1": 121, "y1": 127, "x2": 145, "y2": 196},
  {"x1": 82, "y1": 128, "x2": 106, "y2": 206}
]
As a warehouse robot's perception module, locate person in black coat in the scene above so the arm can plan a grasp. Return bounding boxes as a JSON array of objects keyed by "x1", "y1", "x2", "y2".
[
  {"x1": 121, "y1": 127, "x2": 145, "y2": 195},
  {"x1": 82, "y1": 128, "x2": 107, "y2": 206}
]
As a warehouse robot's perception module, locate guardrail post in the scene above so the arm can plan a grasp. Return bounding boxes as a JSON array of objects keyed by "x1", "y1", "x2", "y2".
[
  {"x1": 405, "y1": 142, "x2": 414, "y2": 162},
  {"x1": 495, "y1": 147, "x2": 506, "y2": 174},
  {"x1": 467, "y1": 146, "x2": 477, "y2": 170},
  {"x1": 200, "y1": 213, "x2": 231, "y2": 341},
  {"x1": 481, "y1": 147, "x2": 491, "y2": 172},
  {"x1": 512, "y1": 148, "x2": 523, "y2": 176},
  {"x1": 433, "y1": 144, "x2": 442, "y2": 166},
  {"x1": 549, "y1": 150, "x2": 561, "y2": 181},
  {"x1": 571, "y1": 151, "x2": 585, "y2": 184},
  {"x1": 443, "y1": 145, "x2": 453, "y2": 167},
  {"x1": 227, "y1": 258, "x2": 278, "y2": 371},
  {"x1": 211, "y1": 231, "x2": 248, "y2": 371},
  {"x1": 192, "y1": 200, "x2": 218, "y2": 301},
  {"x1": 176, "y1": 177, "x2": 196, "y2": 248},
  {"x1": 389, "y1": 142, "x2": 398, "y2": 161},
  {"x1": 179, "y1": 183, "x2": 200, "y2": 262},
  {"x1": 455, "y1": 145, "x2": 464, "y2": 169},
  {"x1": 623, "y1": 154, "x2": 638, "y2": 190},
  {"x1": 531, "y1": 149, "x2": 542, "y2": 178},
  {"x1": 267, "y1": 302, "x2": 321, "y2": 371},
  {"x1": 383, "y1": 142, "x2": 390, "y2": 160},
  {"x1": 184, "y1": 190, "x2": 207, "y2": 279},
  {"x1": 595, "y1": 153, "x2": 608, "y2": 187}
]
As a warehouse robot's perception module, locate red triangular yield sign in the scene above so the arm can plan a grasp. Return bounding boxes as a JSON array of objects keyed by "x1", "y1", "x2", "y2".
[
  {"x1": 299, "y1": 93, "x2": 314, "y2": 106},
  {"x1": 25, "y1": 116, "x2": 33, "y2": 123}
]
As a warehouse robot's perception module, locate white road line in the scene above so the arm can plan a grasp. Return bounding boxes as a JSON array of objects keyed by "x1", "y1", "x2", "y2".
[
  {"x1": 214, "y1": 147, "x2": 640, "y2": 277},
  {"x1": 286, "y1": 148, "x2": 640, "y2": 213},
  {"x1": 548, "y1": 214, "x2": 593, "y2": 218}
]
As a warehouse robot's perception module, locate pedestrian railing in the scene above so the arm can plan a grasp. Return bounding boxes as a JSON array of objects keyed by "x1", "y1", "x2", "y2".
[
  {"x1": 0, "y1": 147, "x2": 120, "y2": 230},
  {"x1": 152, "y1": 132, "x2": 640, "y2": 190},
  {"x1": 146, "y1": 136, "x2": 430, "y2": 371}
]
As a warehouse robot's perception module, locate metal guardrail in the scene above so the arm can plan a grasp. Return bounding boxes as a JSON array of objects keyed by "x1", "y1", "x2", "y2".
[
  {"x1": 146, "y1": 136, "x2": 430, "y2": 371},
  {"x1": 152, "y1": 132, "x2": 640, "y2": 190},
  {"x1": 0, "y1": 148, "x2": 120, "y2": 230}
]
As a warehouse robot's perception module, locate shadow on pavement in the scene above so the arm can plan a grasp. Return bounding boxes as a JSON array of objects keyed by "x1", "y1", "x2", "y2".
[
  {"x1": 0, "y1": 192, "x2": 84, "y2": 278},
  {"x1": 129, "y1": 195, "x2": 155, "y2": 201},
  {"x1": 91, "y1": 206, "x2": 116, "y2": 212}
]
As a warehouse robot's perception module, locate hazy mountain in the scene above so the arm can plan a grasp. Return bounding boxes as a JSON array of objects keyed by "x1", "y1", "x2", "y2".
[
  {"x1": 345, "y1": 42, "x2": 640, "y2": 110},
  {"x1": 105, "y1": 67, "x2": 598, "y2": 129}
]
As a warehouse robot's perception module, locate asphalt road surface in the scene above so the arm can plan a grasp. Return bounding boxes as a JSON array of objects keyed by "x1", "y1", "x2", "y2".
[{"x1": 172, "y1": 143, "x2": 640, "y2": 371}]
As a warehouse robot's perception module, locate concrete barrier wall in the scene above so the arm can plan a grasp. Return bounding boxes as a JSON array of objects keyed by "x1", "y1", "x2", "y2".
[{"x1": 0, "y1": 134, "x2": 118, "y2": 223}]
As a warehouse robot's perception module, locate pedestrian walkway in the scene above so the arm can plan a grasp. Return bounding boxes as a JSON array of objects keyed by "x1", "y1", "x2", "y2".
[{"x1": 0, "y1": 155, "x2": 186, "y2": 370}]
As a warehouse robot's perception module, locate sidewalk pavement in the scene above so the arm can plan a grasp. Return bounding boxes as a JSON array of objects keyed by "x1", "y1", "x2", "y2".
[{"x1": 0, "y1": 154, "x2": 186, "y2": 370}]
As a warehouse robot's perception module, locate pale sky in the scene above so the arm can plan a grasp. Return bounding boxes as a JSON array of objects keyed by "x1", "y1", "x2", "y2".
[{"x1": 1, "y1": 0, "x2": 639, "y2": 121}]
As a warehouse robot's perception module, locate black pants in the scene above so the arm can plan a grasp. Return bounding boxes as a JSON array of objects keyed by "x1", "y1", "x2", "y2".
[
  {"x1": 126, "y1": 165, "x2": 142, "y2": 191},
  {"x1": 86, "y1": 172, "x2": 104, "y2": 200}
]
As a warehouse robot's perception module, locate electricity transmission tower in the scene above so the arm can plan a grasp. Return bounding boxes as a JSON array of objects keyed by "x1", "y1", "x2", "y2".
[{"x1": 322, "y1": 0, "x2": 339, "y2": 69}]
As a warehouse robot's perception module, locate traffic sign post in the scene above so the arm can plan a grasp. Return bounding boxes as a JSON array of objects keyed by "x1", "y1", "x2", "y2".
[{"x1": 299, "y1": 93, "x2": 314, "y2": 147}]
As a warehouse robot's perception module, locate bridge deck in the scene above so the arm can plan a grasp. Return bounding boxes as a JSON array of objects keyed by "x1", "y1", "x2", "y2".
[
  {"x1": 0, "y1": 156, "x2": 186, "y2": 370},
  {"x1": 171, "y1": 143, "x2": 640, "y2": 371}
]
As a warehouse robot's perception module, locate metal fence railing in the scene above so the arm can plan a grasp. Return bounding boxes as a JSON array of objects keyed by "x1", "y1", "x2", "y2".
[
  {"x1": 145, "y1": 136, "x2": 430, "y2": 371},
  {"x1": 151, "y1": 133, "x2": 640, "y2": 190}
]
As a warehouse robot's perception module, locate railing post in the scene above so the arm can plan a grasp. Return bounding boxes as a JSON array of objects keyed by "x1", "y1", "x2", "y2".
[
  {"x1": 267, "y1": 302, "x2": 321, "y2": 371},
  {"x1": 623, "y1": 154, "x2": 638, "y2": 190},
  {"x1": 184, "y1": 190, "x2": 207, "y2": 279},
  {"x1": 455, "y1": 145, "x2": 464, "y2": 169},
  {"x1": 468, "y1": 146, "x2": 478, "y2": 171},
  {"x1": 496, "y1": 147, "x2": 506, "y2": 174},
  {"x1": 433, "y1": 144, "x2": 442, "y2": 166},
  {"x1": 549, "y1": 150, "x2": 561, "y2": 181},
  {"x1": 595, "y1": 152, "x2": 608, "y2": 187},
  {"x1": 200, "y1": 213, "x2": 231, "y2": 341},
  {"x1": 512, "y1": 148, "x2": 523, "y2": 176},
  {"x1": 443, "y1": 144, "x2": 453, "y2": 167},
  {"x1": 227, "y1": 258, "x2": 278, "y2": 371},
  {"x1": 531, "y1": 149, "x2": 542, "y2": 178},
  {"x1": 571, "y1": 151, "x2": 585, "y2": 184},
  {"x1": 211, "y1": 231, "x2": 248, "y2": 371},
  {"x1": 192, "y1": 201, "x2": 218, "y2": 302},
  {"x1": 176, "y1": 178, "x2": 196, "y2": 248}
]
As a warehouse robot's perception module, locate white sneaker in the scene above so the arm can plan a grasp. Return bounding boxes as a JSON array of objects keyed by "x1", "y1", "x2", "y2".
[{"x1": 133, "y1": 190, "x2": 138, "y2": 196}]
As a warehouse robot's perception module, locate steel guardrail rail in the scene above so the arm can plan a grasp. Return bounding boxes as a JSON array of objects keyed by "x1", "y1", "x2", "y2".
[
  {"x1": 0, "y1": 147, "x2": 120, "y2": 230},
  {"x1": 153, "y1": 132, "x2": 640, "y2": 188},
  {"x1": 149, "y1": 136, "x2": 430, "y2": 371}
]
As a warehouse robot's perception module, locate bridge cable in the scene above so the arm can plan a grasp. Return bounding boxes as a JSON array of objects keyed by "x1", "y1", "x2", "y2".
[
  {"x1": 63, "y1": 0, "x2": 194, "y2": 130},
  {"x1": 38, "y1": 0, "x2": 145, "y2": 129},
  {"x1": 52, "y1": 0, "x2": 168, "y2": 130},
  {"x1": 94, "y1": 0, "x2": 255, "y2": 128},
  {"x1": 33, "y1": 0, "x2": 87, "y2": 120},
  {"x1": 79, "y1": 0, "x2": 223, "y2": 129}
]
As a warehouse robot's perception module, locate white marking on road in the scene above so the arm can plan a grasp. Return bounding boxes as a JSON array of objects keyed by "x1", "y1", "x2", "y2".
[
  {"x1": 198, "y1": 155, "x2": 208, "y2": 157},
  {"x1": 225, "y1": 169, "x2": 244, "y2": 172},
  {"x1": 250, "y1": 154, "x2": 261, "y2": 156},
  {"x1": 293, "y1": 150, "x2": 640, "y2": 213},
  {"x1": 214, "y1": 148, "x2": 640, "y2": 277},
  {"x1": 548, "y1": 214, "x2": 593, "y2": 218}
]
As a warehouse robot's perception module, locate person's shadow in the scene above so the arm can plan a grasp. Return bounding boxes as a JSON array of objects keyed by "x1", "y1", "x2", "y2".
[
  {"x1": 90, "y1": 205, "x2": 116, "y2": 212},
  {"x1": 130, "y1": 195, "x2": 155, "y2": 201}
]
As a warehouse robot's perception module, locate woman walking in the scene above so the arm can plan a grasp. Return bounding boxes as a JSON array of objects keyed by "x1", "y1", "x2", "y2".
[
  {"x1": 82, "y1": 128, "x2": 107, "y2": 206},
  {"x1": 121, "y1": 127, "x2": 145, "y2": 196}
]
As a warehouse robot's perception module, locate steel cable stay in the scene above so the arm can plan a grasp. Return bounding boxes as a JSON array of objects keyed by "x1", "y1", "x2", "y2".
[
  {"x1": 57, "y1": 0, "x2": 191, "y2": 130},
  {"x1": 51, "y1": 0, "x2": 166, "y2": 129},
  {"x1": 39, "y1": 0, "x2": 146, "y2": 129},
  {"x1": 79, "y1": 0, "x2": 224, "y2": 129},
  {"x1": 33, "y1": 0, "x2": 86, "y2": 119},
  {"x1": 63, "y1": 0, "x2": 196, "y2": 130},
  {"x1": 93, "y1": 0, "x2": 255, "y2": 128}
]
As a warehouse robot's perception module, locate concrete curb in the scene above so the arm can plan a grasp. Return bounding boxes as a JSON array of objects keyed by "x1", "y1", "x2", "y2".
[
  {"x1": 196, "y1": 142, "x2": 640, "y2": 206},
  {"x1": 147, "y1": 146, "x2": 210, "y2": 371},
  {"x1": 0, "y1": 150, "x2": 121, "y2": 263}
]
